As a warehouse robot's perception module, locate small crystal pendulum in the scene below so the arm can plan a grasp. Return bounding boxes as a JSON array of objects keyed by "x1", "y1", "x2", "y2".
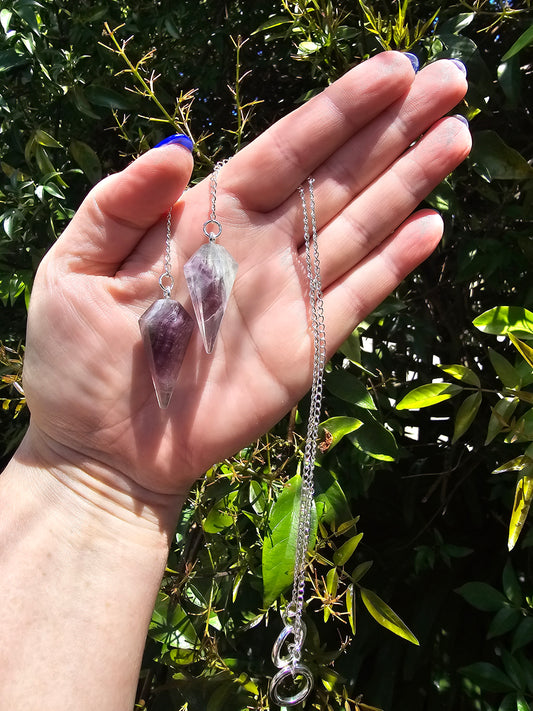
[
  {"x1": 139, "y1": 209, "x2": 194, "y2": 409},
  {"x1": 184, "y1": 161, "x2": 238, "y2": 354}
]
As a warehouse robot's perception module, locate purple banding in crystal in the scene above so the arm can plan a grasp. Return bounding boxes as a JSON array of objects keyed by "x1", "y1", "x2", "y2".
[
  {"x1": 184, "y1": 242, "x2": 238, "y2": 354},
  {"x1": 139, "y1": 298, "x2": 194, "y2": 408}
]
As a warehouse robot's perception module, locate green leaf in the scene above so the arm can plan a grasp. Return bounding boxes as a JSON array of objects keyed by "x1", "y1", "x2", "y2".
[
  {"x1": 70, "y1": 140, "x2": 102, "y2": 184},
  {"x1": 333, "y1": 532, "x2": 363, "y2": 567},
  {"x1": 348, "y1": 415, "x2": 398, "y2": 461},
  {"x1": 85, "y1": 84, "x2": 137, "y2": 110},
  {"x1": 489, "y1": 348, "x2": 522, "y2": 389},
  {"x1": 326, "y1": 371, "x2": 376, "y2": 409},
  {"x1": 493, "y1": 454, "x2": 531, "y2": 475},
  {"x1": 150, "y1": 593, "x2": 198, "y2": 650},
  {"x1": 359, "y1": 587, "x2": 419, "y2": 645},
  {"x1": 474, "y1": 307, "x2": 533, "y2": 340},
  {"x1": 203, "y1": 493, "x2": 236, "y2": 533},
  {"x1": 34, "y1": 129, "x2": 61, "y2": 148},
  {"x1": 346, "y1": 584, "x2": 356, "y2": 634},
  {"x1": 459, "y1": 662, "x2": 515, "y2": 693},
  {"x1": 262, "y1": 475, "x2": 317, "y2": 607},
  {"x1": 318, "y1": 416, "x2": 363, "y2": 452},
  {"x1": 508, "y1": 471, "x2": 533, "y2": 551},
  {"x1": 517, "y1": 695, "x2": 531, "y2": 711},
  {"x1": 396, "y1": 382, "x2": 463, "y2": 410},
  {"x1": 439, "y1": 364, "x2": 480, "y2": 387},
  {"x1": 0, "y1": 49, "x2": 28, "y2": 73},
  {"x1": 486, "y1": 398, "x2": 520, "y2": 445},
  {"x1": 440, "y1": 12, "x2": 475, "y2": 34},
  {"x1": 253, "y1": 15, "x2": 292, "y2": 34},
  {"x1": 453, "y1": 391, "x2": 482, "y2": 442},
  {"x1": 503, "y1": 559, "x2": 523, "y2": 606},
  {"x1": 456, "y1": 581, "x2": 507, "y2": 611},
  {"x1": 510, "y1": 334, "x2": 533, "y2": 369},
  {"x1": 487, "y1": 607, "x2": 522, "y2": 639},
  {"x1": 351, "y1": 560, "x2": 373, "y2": 583},
  {"x1": 512, "y1": 617, "x2": 533, "y2": 653},
  {"x1": 502, "y1": 23, "x2": 533, "y2": 61},
  {"x1": 470, "y1": 131, "x2": 533, "y2": 182},
  {"x1": 314, "y1": 467, "x2": 352, "y2": 527}
]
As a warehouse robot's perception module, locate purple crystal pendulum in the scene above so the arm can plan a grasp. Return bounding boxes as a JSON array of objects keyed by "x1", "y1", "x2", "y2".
[
  {"x1": 184, "y1": 161, "x2": 238, "y2": 354},
  {"x1": 139, "y1": 209, "x2": 194, "y2": 409}
]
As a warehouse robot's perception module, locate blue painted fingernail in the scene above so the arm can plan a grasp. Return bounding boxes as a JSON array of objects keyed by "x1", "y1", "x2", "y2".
[
  {"x1": 153, "y1": 134, "x2": 194, "y2": 152},
  {"x1": 452, "y1": 114, "x2": 469, "y2": 127},
  {"x1": 449, "y1": 58, "x2": 467, "y2": 76},
  {"x1": 404, "y1": 52, "x2": 419, "y2": 73}
]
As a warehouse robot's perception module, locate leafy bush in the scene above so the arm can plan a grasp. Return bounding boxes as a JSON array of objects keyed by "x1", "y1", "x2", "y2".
[{"x1": 1, "y1": 1, "x2": 533, "y2": 709}]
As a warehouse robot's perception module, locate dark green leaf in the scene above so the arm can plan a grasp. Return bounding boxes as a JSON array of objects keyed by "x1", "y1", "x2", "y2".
[
  {"x1": 150, "y1": 593, "x2": 198, "y2": 650},
  {"x1": 502, "y1": 23, "x2": 533, "y2": 61},
  {"x1": 502, "y1": 559, "x2": 523, "y2": 606},
  {"x1": 459, "y1": 662, "x2": 515, "y2": 693},
  {"x1": 487, "y1": 607, "x2": 522, "y2": 639},
  {"x1": 348, "y1": 415, "x2": 398, "y2": 461},
  {"x1": 486, "y1": 398, "x2": 520, "y2": 446},
  {"x1": 314, "y1": 467, "x2": 352, "y2": 526},
  {"x1": 470, "y1": 131, "x2": 533, "y2": 182},
  {"x1": 360, "y1": 587, "x2": 419, "y2": 645},
  {"x1": 489, "y1": 348, "x2": 522, "y2": 389},
  {"x1": 456, "y1": 581, "x2": 507, "y2": 611},
  {"x1": 253, "y1": 15, "x2": 292, "y2": 34},
  {"x1": 85, "y1": 84, "x2": 137, "y2": 110},
  {"x1": 452, "y1": 391, "x2": 482, "y2": 443},
  {"x1": 326, "y1": 370, "x2": 376, "y2": 409},
  {"x1": 70, "y1": 140, "x2": 102, "y2": 184},
  {"x1": 512, "y1": 618, "x2": 533, "y2": 654},
  {"x1": 440, "y1": 13, "x2": 475, "y2": 35}
]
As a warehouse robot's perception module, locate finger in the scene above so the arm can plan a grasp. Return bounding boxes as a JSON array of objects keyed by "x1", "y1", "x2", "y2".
[
  {"x1": 323, "y1": 210, "x2": 444, "y2": 353},
  {"x1": 307, "y1": 115, "x2": 471, "y2": 288},
  {"x1": 291, "y1": 58, "x2": 468, "y2": 234},
  {"x1": 51, "y1": 142, "x2": 194, "y2": 275},
  {"x1": 222, "y1": 51, "x2": 417, "y2": 211}
]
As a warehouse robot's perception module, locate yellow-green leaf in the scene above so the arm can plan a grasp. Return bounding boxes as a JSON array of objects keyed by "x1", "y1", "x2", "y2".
[
  {"x1": 359, "y1": 587, "x2": 419, "y2": 645},
  {"x1": 439, "y1": 364, "x2": 480, "y2": 387},
  {"x1": 473, "y1": 306, "x2": 533, "y2": 340},
  {"x1": 508, "y1": 468, "x2": 533, "y2": 551},
  {"x1": 333, "y1": 532, "x2": 363, "y2": 567},
  {"x1": 486, "y1": 397, "x2": 519, "y2": 445},
  {"x1": 346, "y1": 583, "x2": 356, "y2": 634},
  {"x1": 453, "y1": 391, "x2": 482, "y2": 443},
  {"x1": 396, "y1": 383, "x2": 463, "y2": 410},
  {"x1": 488, "y1": 348, "x2": 522, "y2": 389},
  {"x1": 510, "y1": 334, "x2": 533, "y2": 369},
  {"x1": 318, "y1": 416, "x2": 363, "y2": 452}
]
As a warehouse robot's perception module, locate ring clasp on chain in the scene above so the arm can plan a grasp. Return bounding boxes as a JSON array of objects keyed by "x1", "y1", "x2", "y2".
[
  {"x1": 270, "y1": 664, "x2": 313, "y2": 706},
  {"x1": 203, "y1": 219, "x2": 222, "y2": 240}
]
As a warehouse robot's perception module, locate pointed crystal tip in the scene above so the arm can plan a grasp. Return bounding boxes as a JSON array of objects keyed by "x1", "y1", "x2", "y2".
[
  {"x1": 139, "y1": 299, "x2": 194, "y2": 408},
  {"x1": 184, "y1": 242, "x2": 238, "y2": 354}
]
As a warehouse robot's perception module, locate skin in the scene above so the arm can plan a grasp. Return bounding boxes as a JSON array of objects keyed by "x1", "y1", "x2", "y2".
[{"x1": 0, "y1": 52, "x2": 470, "y2": 709}]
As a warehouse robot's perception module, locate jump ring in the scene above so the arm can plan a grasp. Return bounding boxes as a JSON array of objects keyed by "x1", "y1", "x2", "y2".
[
  {"x1": 203, "y1": 219, "x2": 222, "y2": 240},
  {"x1": 159, "y1": 273, "x2": 174, "y2": 297},
  {"x1": 272, "y1": 623, "x2": 307, "y2": 668},
  {"x1": 270, "y1": 664, "x2": 313, "y2": 706}
]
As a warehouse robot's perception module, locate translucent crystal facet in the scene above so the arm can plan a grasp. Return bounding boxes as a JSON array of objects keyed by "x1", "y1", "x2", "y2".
[
  {"x1": 184, "y1": 242, "x2": 238, "y2": 354},
  {"x1": 139, "y1": 298, "x2": 194, "y2": 409}
]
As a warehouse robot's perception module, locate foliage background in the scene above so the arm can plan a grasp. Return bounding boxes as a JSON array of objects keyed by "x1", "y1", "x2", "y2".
[{"x1": 1, "y1": 0, "x2": 532, "y2": 709}]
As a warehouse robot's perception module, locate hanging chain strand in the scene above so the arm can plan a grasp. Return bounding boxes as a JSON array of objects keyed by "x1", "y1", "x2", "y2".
[
  {"x1": 203, "y1": 159, "x2": 228, "y2": 242},
  {"x1": 159, "y1": 207, "x2": 174, "y2": 298},
  {"x1": 270, "y1": 177, "x2": 326, "y2": 707}
]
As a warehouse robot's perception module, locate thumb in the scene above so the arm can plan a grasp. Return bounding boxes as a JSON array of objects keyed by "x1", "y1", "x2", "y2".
[{"x1": 52, "y1": 137, "x2": 194, "y2": 274}]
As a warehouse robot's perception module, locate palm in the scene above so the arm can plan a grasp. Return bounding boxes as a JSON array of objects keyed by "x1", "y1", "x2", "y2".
[{"x1": 23, "y1": 54, "x2": 470, "y2": 495}]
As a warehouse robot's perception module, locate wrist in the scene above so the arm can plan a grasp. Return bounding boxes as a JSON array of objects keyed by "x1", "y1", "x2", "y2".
[{"x1": 6, "y1": 425, "x2": 184, "y2": 549}]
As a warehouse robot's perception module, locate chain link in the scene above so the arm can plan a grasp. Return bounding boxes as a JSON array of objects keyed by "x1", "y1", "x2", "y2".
[
  {"x1": 270, "y1": 177, "x2": 326, "y2": 706},
  {"x1": 159, "y1": 207, "x2": 175, "y2": 297},
  {"x1": 203, "y1": 160, "x2": 229, "y2": 241}
]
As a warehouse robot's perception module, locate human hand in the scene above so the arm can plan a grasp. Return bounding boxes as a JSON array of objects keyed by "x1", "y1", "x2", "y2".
[{"x1": 22, "y1": 52, "x2": 470, "y2": 514}]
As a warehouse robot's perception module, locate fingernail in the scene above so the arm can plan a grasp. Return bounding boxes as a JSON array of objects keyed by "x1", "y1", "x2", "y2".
[
  {"x1": 449, "y1": 58, "x2": 467, "y2": 77},
  {"x1": 452, "y1": 114, "x2": 469, "y2": 127},
  {"x1": 403, "y1": 52, "x2": 419, "y2": 73},
  {"x1": 153, "y1": 134, "x2": 194, "y2": 152}
]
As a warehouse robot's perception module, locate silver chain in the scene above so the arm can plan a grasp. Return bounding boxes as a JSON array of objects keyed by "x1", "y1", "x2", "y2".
[
  {"x1": 159, "y1": 208, "x2": 174, "y2": 298},
  {"x1": 203, "y1": 159, "x2": 228, "y2": 241},
  {"x1": 270, "y1": 177, "x2": 326, "y2": 707}
]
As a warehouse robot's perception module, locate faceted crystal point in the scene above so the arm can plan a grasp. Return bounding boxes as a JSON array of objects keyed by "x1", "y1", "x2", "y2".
[
  {"x1": 184, "y1": 242, "x2": 238, "y2": 354},
  {"x1": 139, "y1": 298, "x2": 194, "y2": 409}
]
